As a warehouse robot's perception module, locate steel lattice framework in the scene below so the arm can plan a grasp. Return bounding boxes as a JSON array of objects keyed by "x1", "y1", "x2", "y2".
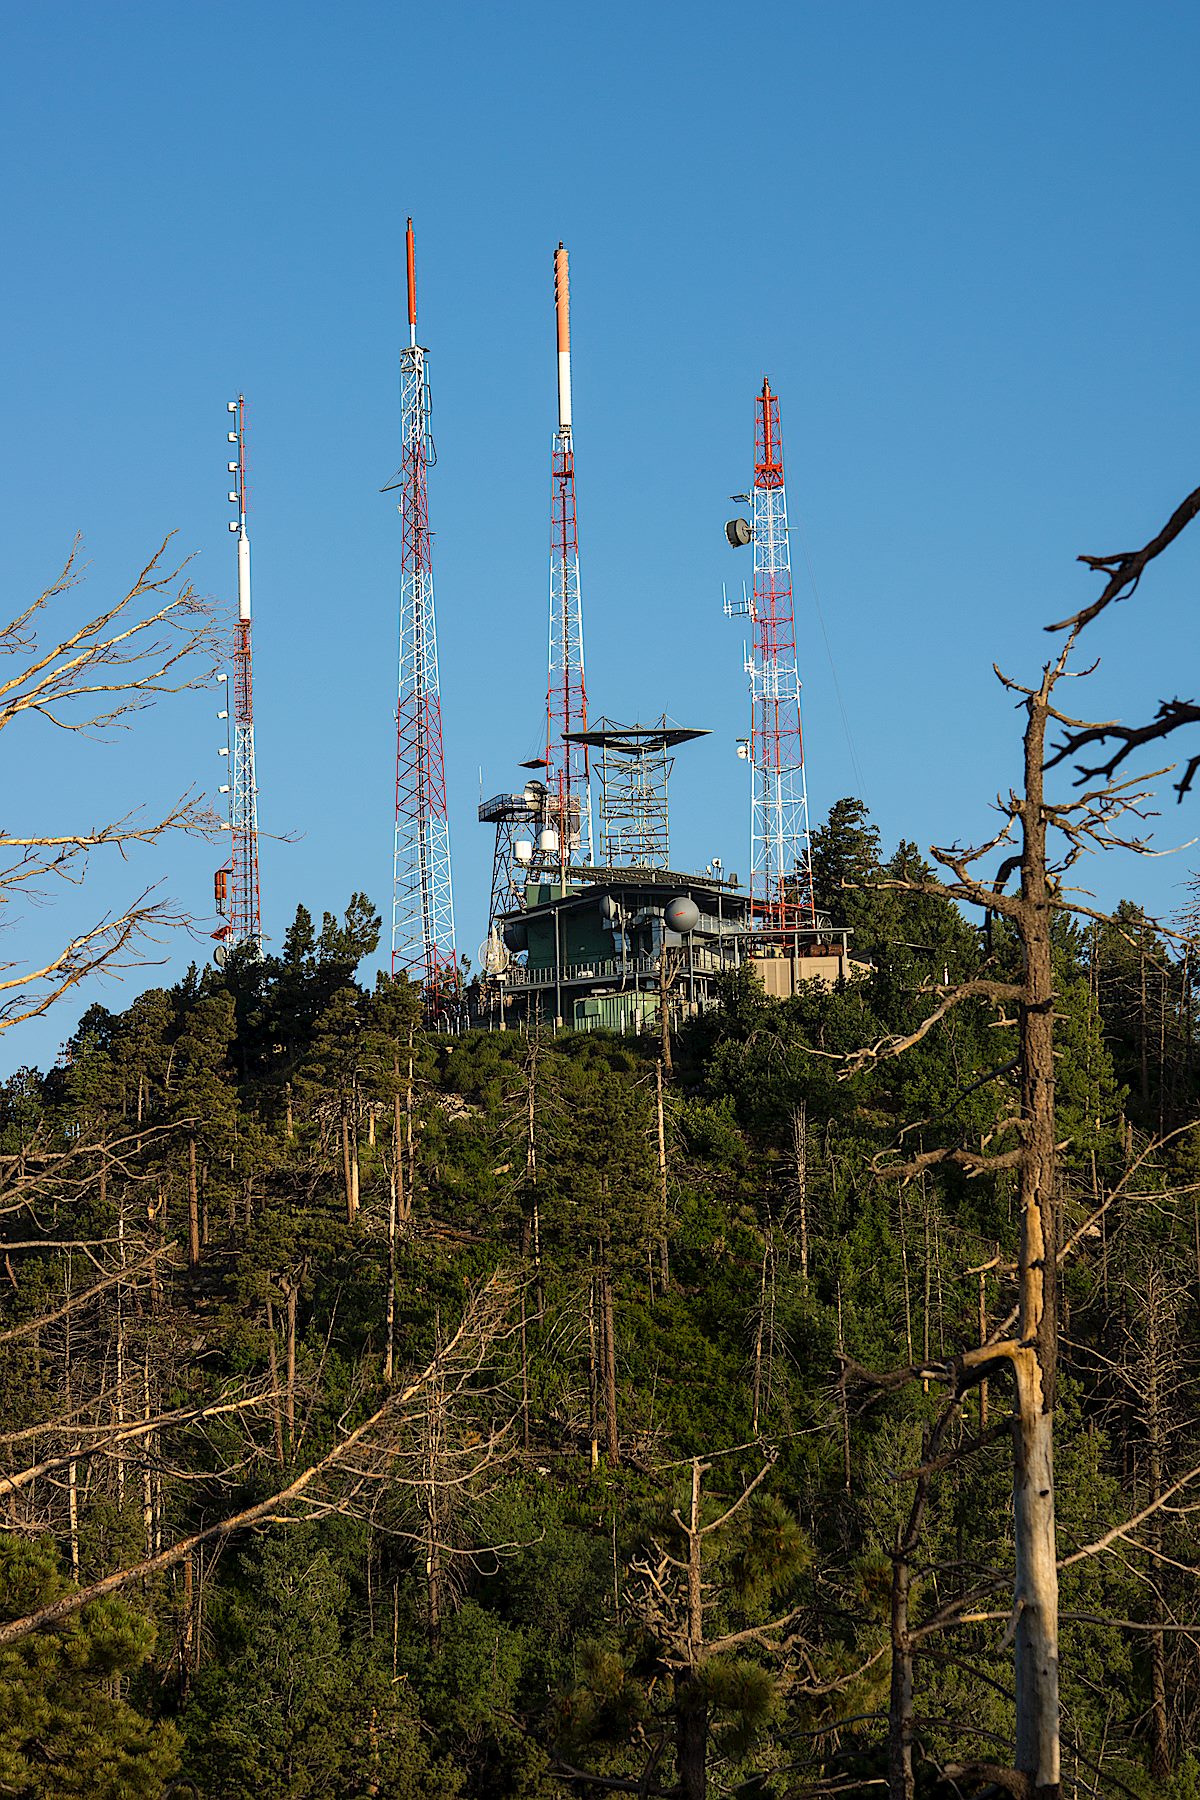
[
  {"x1": 744, "y1": 380, "x2": 815, "y2": 932},
  {"x1": 390, "y1": 218, "x2": 457, "y2": 998},
  {"x1": 478, "y1": 785, "x2": 544, "y2": 958},
  {"x1": 544, "y1": 243, "x2": 593, "y2": 871},
  {"x1": 220, "y1": 395, "x2": 263, "y2": 954},
  {"x1": 564, "y1": 718, "x2": 707, "y2": 868}
]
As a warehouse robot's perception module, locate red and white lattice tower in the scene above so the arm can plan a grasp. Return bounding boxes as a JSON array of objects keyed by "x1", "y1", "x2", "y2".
[
  {"x1": 735, "y1": 380, "x2": 816, "y2": 933},
  {"x1": 390, "y1": 218, "x2": 457, "y2": 996},
  {"x1": 217, "y1": 395, "x2": 263, "y2": 953},
  {"x1": 543, "y1": 243, "x2": 593, "y2": 872}
]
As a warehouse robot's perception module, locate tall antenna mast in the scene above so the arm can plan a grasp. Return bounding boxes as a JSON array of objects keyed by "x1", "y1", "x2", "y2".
[
  {"x1": 726, "y1": 380, "x2": 815, "y2": 933},
  {"x1": 544, "y1": 243, "x2": 593, "y2": 873},
  {"x1": 217, "y1": 395, "x2": 263, "y2": 954},
  {"x1": 389, "y1": 217, "x2": 457, "y2": 1002}
]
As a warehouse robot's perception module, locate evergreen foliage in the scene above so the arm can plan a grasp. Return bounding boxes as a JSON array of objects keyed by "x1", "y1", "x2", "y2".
[{"x1": 2, "y1": 832, "x2": 1199, "y2": 1798}]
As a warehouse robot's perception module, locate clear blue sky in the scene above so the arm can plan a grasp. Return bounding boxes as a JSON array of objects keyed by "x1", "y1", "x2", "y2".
[{"x1": 3, "y1": 2, "x2": 1199, "y2": 1072}]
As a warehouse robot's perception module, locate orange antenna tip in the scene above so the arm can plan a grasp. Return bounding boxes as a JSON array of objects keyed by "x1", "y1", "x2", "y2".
[
  {"x1": 554, "y1": 243, "x2": 570, "y2": 354},
  {"x1": 405, "y1": 218, "x2": 417, "y2": 337}
]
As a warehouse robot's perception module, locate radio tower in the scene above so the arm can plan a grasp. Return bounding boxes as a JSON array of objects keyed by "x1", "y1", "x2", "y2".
[
  {"x1": 726, "y1": 380, "x2": 815, "y2": 933},
  {"x1": 388, "y1": 217, "x2": 457, "y2": 999},
  {"x1": 216, "y1": 395, "x2": 263, "y2": 954},
  {"x1": 543, "y1": 243, "x2": 593, "y2": 872}
]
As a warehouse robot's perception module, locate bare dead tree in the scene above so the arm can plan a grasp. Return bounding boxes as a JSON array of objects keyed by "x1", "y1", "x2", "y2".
[
  {"x1": 627, "y1": 1451, "x2": 879, "y2": 1800},
  {"x1": 0, "y1": 539, "x2": 218, "y2": 1034},
  {"x1": 1069, "y1": 1221, "x2": 1200, "y2": 1781},
  {"x1": 352, "y1": 1295, "x2": 522, "y2": 1648},
  {"x1": 826, "y1": 486, "x2": 1200, "y2": 1799},
  {"x1": 0, "y1": 1272, "x2": 516, "y2": 1647}
]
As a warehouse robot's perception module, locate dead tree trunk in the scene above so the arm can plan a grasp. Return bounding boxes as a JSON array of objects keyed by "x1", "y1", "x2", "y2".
[
  {"x1": 792, "y1": 1104, "x2": 809, "y2": 1286},
  {"x1": 385, "y1": 1166, "x2": 398, "y2": 1386},
  {"x1": 835, "y1": 1282, "x2": 852, "y2": 1493},
  {"x1": 141, "y1": 1346, "x2": 155, "y2": 1555},
  {"x1": 525, "y1": 1038, "x2": 543, "y2": 1309},
  {"x1": 341, "y1": 1106, "x2": 356, "y2": 1225},
  {"x1": 888, "y1": 1403, "x2": 959, "y2": 1800},
  {"x1": 586, "y1": 1276, "x2": 600, "y2": 1470},
  {"x1": 599, "y1": 1257, "x2": 620, "y2": 1467},
  {"x1": 520, "y1": 1287, "x2": 530, "y2": 1450},
  {"x1": 1142, "y1": 1270, "x2": 1171, "y2": 1781},
  {"x1": 659, "y1": 946, "x2": 675, "y2": 1077},
  {"x1": 384, "y1": 1049, "x2": 407, "y2": 1386},
  {"x1": 282, "y1": 1277, "x2": 298, "y2": 1455},
  {"x1": 187, "y1": 1135, "x2": 200, "y2": 1269},
  {"x1": 1011, "y1": 663, "x2": 1061, "y2": 1800},
  {"x1": 751, "y1": 1239, "x2": 768, "y2": 1435},
  {"x1": 115, "y1": 1178, "x2": 127, "y2": 1505},
  {"x1": 888, "y1": 1539, "x2": 914, "y2": 1800},
  {"x1": 420, "y1": 1343, "x2": 447, "y2": 1650},
  {"x1": 265, "y1": 1298, "x2": 286, "y2": 1467},
  {"x1": 656, "y1": 1058, "x2": 670, "y2": 1291},
  {"x1": 674, "y1": 1457, "x2": 709, "y2": 1800}
]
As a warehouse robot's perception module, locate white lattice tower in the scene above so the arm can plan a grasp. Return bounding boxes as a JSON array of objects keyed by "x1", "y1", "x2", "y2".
[
  {"x1": 390, "y1": 219, "x2": 457, "y2": 1000},
  {"x1": 744, "y1": 381, "x2": 815, "y2": 931}
]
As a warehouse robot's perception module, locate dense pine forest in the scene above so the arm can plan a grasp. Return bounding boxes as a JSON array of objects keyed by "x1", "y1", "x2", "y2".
[
  {"x1": 2, "y1": 795, "x2": 1199, "y2": 1799},
  {"x1": 6, "y1": 488, "x2": 1200, "y2": 1800}
]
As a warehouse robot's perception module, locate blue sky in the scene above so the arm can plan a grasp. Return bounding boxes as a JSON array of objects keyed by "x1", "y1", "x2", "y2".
[{"x1": 3, "y1": 2, "x2": 1199, "y2": 1071}]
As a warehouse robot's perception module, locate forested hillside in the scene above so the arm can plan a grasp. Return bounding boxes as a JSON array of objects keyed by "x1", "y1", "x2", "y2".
[{"x1": 2, "y1": 797, "x2": 1198, "y2": 1799}]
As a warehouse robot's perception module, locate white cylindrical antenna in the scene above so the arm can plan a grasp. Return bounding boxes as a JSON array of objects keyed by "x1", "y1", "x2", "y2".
[
  {"x1": 554, "y1": 242, "x2": 572, "y2": 432},
  {"x1": 228, "y1": 394, "x2": 251, "y2": 620},
  {"x1": 238, "y1": 534, "x2": 251, "y2": 623}
]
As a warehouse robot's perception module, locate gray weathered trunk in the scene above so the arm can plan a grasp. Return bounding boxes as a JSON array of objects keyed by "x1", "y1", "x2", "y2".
[
  {"x1": 888, "y1": 1544, "x2": 914, "y2": 1800},
  {"x1": 1011, "y1": 672, "x2": 1061, "y2": 1798}
]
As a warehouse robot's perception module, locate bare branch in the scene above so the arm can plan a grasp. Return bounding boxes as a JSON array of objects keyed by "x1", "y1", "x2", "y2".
[
  {"x1": 0, "y1": 895, "x2": 190, "y2": 1035},
  {"x1": 1045, "y1": 699, "x2": 1200, "y2": 801},
  {"x1": 0, "y1": 538, "x2": 217, "y2": 738},
  {"x1": 0, "y1": 1244, "x2": 176, "y2": 1345},
  {"x1": 1059, "y1": 1461, "x2": 1200, "y2": 1571},
  {"x1": 1044, "y1": 484, "x2": 1200, "y2": 633},
  {"x1": 0, "y1": 1387, "x2": 281, "y2": 1498},
  {"x1": 836, "y1": 980, "x2": 1022, "y2": 1079},
  {"x1": 0, "y1": 1274, "x2": 514, "y2": 1647}
]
